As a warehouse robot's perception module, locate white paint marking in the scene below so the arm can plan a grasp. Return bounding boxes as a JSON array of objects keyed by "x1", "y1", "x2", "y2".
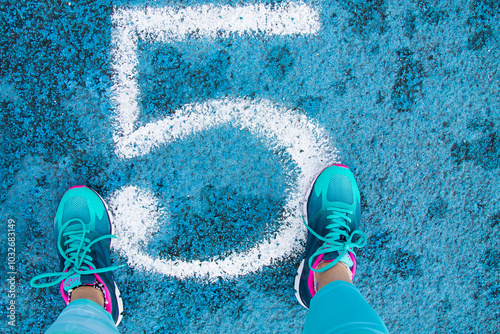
[
  {"x1": 109, "y1": 2, "x2": 334, "y2": 280},
  {"x1": 110, "y1": 99, "x2": 337, "y2": 280},
  {"x1": 111, "y1": 2, "x2": 320, "y2": 137}
]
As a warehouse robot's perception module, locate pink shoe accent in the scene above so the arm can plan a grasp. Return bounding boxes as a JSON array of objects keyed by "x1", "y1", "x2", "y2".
[
  {"x1": 308, "y1": 251, "x2": 358, "y2": 297},
  {"x1": 308, "y1": 254, "x2": 325, "y2": 298},
  {"x1": 332, "y1": 163, "x2": 348, "y2": 169},
  {"x1": 60, "y1": 268, "x2": 71, "y2": 305},
  {"x1": 349, "y1": 252, "x2": 357, "y2": 279},
  {"x1": 69, "y1": 185, "x2": 87, "y2": 189},
  {"x1": 59, "y1": 266, "x2": 113, "y2": 314}
]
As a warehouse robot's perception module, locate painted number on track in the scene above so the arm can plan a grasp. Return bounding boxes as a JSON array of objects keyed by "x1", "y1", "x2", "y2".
[{"x1": 109, "y1": 2, "x2": 338, "y2": 280}]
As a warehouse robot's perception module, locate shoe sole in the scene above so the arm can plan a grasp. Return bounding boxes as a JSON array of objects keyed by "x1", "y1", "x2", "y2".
[
  {"x1": 70, "y1": 185, "x2": 124, "y2": 326},
  {"x1": 294, "y1": 259, "x2": 308, "y2": 308},
  {"x1": 293, "y1": 164, "x2": 348, "y2": 309}
]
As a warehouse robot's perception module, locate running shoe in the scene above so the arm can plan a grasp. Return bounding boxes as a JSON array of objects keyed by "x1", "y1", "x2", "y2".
[
  {"x1": 294, "y1": 164, "x2": 367, "y2": 309},
  {"x1": 30, "y1": 185, "x2": 123, "y2": 325}
]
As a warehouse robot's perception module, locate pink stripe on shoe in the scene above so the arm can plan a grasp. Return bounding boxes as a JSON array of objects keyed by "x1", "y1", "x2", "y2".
[
  {"x1": 308, "y1": 254, "x2": 325, "y2": 298},
  {"x1": 60, "y1": 268, "x2": 71, "y2": 305},
  {"x1": 333, "y1": 163, "x2": 348, "y2": 169},
  {"x1": 349, "y1": 252, "x2": 357, "y2": 279},
  {"x1": 308, "y1": 251, "x2": 358, "y2": 297}
]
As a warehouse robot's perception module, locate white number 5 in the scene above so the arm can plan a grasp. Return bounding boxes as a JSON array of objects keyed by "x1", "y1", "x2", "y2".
[{"x1": 109, "y1": 2, "x2": 338, "y2": 280}]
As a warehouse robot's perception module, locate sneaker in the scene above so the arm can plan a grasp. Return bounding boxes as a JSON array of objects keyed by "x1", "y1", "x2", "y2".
[
  {"x1": 30, "y1": 185, "x2": 124, "y2": 325},
  {"x1": 294, "y1": 164, "x2": 367, "y2": 309}
]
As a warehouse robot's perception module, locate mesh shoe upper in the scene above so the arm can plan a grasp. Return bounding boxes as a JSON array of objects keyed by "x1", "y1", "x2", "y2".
[{"x1": 295, "y1": 164, "x2": 367, "y2": 309}]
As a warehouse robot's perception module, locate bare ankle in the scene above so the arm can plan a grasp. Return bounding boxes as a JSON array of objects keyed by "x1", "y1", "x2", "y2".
[
  {"x1": 315, "y1": 261, "x2": 353, "y2": 292},
  {"x1": 70, "y1": 286, "x2": 104, "y2": 306}
]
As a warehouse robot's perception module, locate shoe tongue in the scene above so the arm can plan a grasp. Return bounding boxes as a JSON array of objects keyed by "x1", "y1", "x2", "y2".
[
  {"x1": 322, "y1": 251, "x2": 340, "y2": 262},
  {"x1": 63, "y1": 273, "x2": 96, "y2": 292},
  {"x1": 320, "y1": 251, "x2": 354, "y2": 268},
  {"x1": 80, "y1": 274, "x2": 96, "y2": 285}
]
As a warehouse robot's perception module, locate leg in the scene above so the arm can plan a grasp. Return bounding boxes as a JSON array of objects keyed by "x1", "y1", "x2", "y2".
[
  {"x1": 303, "y1": 263, "x2": 388, "y2": 334},
  {"x1": 30, "y1": 186, "x2": 123, "y2": 333},
  {"x1": 295, "y1": 165, "x2": 389, "y2": 334},
  {"x1": 46, "y1": 299, "x2": 119, "y2": 334}
]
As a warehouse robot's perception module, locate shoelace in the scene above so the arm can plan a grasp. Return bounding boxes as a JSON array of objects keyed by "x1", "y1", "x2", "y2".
[
  {"x1": 30, "y1": 218, "x2": 122, "y2": 288},
  {"x1": 304, "y1": 207, "x2": 367, "y2": 273}
]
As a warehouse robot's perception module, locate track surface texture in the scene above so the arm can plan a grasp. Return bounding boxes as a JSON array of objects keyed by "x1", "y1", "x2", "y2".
[{"x1": 1, "y1": 0, "x2": 499, "y2": 333}]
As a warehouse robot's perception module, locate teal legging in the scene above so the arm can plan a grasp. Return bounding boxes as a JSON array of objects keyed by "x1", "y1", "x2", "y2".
[
  {"x1": 46, "y1": 299, "x2": 119, "y2": 334},
  {"x1": 47, "y1": 281, "x2": 388, "y2": 334},
  {"x1": 303, "y1": 281, "x2": 389, "y2": 334}
]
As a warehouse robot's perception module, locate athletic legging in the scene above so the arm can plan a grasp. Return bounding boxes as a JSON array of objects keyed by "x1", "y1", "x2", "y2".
[{"x1": 46, "y1": 281, "x2": 389, "y2": 334}]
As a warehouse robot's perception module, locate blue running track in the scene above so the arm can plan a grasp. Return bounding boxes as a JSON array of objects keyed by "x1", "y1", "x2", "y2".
[{"x1": 1, "y1": 0, "x2": 499, "y2": 333}]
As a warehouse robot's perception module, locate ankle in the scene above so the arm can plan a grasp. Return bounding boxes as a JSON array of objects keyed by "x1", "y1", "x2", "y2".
[
  {"x1": 315, "y1": 261, "x2": 353, "y2": 291},
  {"x1": 70, "y1": 286, "x2": 105, "y2": 306}
]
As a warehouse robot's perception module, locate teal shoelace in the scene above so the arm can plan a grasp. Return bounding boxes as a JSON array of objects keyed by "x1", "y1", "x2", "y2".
[
  {"x1": 304, "y1": 207, "x2": 367, "y2": 273},
  {"x1": 30, "y1": 218, "x2": 122, "y2": 288}
]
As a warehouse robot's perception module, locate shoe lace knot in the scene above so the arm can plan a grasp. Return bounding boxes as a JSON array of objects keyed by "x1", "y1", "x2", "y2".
[
  {"x1": 30, "y1": 219, "x2": 121, "y2": 289},
  {"x1": 304, "y1": 207, "x2": 367, "y2": 273}
]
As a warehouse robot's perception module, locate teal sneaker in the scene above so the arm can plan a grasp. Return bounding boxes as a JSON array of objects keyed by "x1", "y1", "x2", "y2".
[
  {"x1": 294, "y1": 164, "x2": 367, "y2": 308},
  {"x1": 30, "y1": 186, "x2": 124, "y2": 325}
]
